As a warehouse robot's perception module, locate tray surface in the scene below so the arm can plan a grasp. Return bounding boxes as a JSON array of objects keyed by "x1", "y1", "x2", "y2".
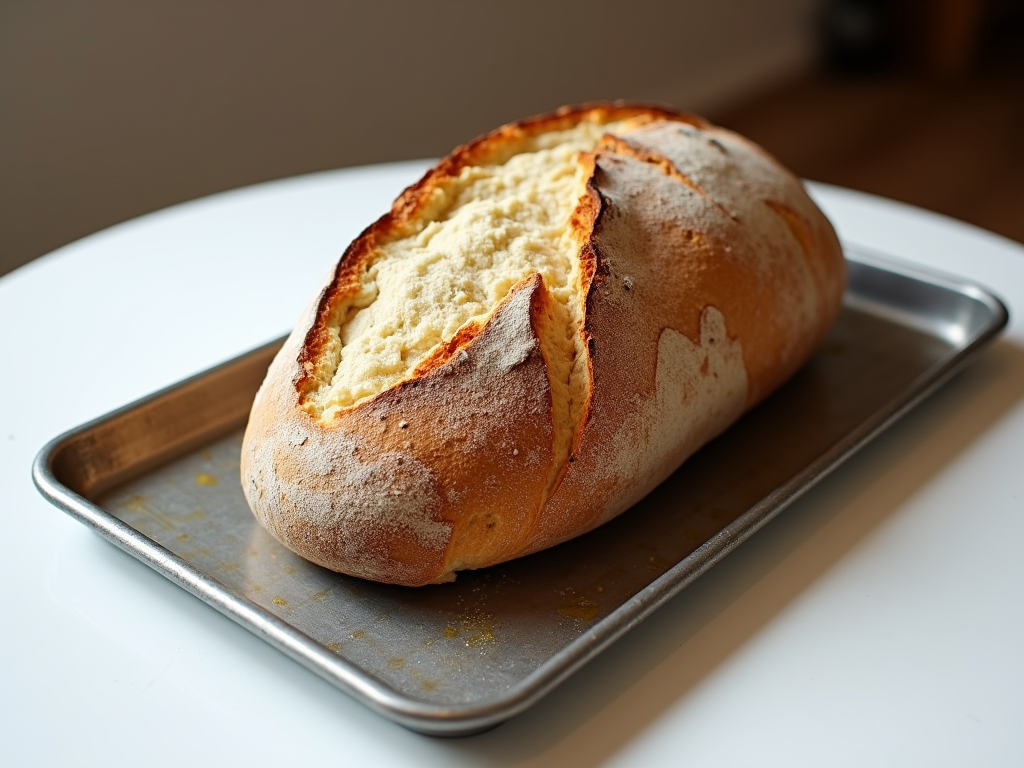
[{"x1": 34, "y1": 251, "x2": 1008, "y2": 735}]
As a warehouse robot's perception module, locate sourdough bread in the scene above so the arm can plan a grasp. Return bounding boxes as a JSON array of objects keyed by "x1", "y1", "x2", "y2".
[{"x1": 240, "y1": 104, "x2": 845, "y2": 586}]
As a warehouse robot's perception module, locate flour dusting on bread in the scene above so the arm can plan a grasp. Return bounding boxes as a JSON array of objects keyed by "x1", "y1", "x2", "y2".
[{"x1": 603, "y1": 307, "x2": 748, "y2": 508}]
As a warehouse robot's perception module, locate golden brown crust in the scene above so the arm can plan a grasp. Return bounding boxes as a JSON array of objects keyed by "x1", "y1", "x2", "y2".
[{"x1": 241, "y1": 103, "x2": 846, "y2": 586}]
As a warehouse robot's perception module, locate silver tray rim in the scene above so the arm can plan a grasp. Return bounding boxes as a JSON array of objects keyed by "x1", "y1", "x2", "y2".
[{"x1": 32, "y1": 247, "x2": 1009, "y2": 735}]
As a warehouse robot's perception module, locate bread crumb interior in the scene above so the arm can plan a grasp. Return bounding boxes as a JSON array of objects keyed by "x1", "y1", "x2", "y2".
[{"x1": 305, "y1": 119, "x2": 633, "y2": 462}]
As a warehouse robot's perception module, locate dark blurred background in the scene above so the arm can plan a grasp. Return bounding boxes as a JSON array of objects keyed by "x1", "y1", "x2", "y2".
[{"x1": 1, "y1": 0, "x2": 1021, "y2": 277}]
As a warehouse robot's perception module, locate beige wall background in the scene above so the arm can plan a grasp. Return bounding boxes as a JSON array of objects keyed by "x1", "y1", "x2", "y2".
[{"x1": 0, "y1": 0, "x2": 821, "y2": 276}]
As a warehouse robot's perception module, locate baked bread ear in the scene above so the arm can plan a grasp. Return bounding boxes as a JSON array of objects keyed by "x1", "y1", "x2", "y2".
[{"x1": 240, "y1": 103, "x2": 845, "y2": 586}]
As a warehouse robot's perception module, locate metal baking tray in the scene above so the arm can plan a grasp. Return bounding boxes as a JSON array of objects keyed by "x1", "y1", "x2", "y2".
[{"x1": 33, "y1": 249, "x2": 1008, "y2": 736}]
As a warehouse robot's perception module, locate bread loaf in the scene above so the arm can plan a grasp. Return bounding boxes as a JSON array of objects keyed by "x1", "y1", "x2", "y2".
[{"x1": 240, "y1": 103, "x2": 845, "y2": 586}]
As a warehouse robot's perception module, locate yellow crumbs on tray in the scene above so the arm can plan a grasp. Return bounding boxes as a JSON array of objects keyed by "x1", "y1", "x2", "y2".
[
  {"x1": 557, "y1": 599, "x2": 600, "y2": 621},
  {"x1": 195, "y1": 473, "x2": 218, "y2": 487},
  {"x1": 464, "y1": 623, "x2": 494, "y2": 647}
]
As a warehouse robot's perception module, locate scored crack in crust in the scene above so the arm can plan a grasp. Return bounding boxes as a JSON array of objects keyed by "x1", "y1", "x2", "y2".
[
  {"x1": 294, "y1": 109, "x2": 674, "y2": 491},
  {"x1": 240, "y1": 103, "x2": 846, "y2": 586},
  {"x1": 303, "y1": 120, "x2": 626, "y2": 499}
]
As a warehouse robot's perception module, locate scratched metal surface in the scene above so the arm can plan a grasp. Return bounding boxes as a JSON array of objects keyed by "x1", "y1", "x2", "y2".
[{"x1": 35, "y1": 252, "x2": 1008, "y2": 734}]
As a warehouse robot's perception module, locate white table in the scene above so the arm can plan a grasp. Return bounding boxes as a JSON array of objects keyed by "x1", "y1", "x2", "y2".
[{"x1": 2, "y1": 163, "x2": 1022, "y2": 767}]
